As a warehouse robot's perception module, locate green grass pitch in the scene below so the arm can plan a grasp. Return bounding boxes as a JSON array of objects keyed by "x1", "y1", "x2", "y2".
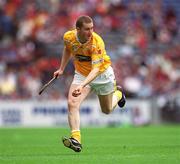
[{"x1": 0, "y1": 125, "x2": 180, "y2": 164}]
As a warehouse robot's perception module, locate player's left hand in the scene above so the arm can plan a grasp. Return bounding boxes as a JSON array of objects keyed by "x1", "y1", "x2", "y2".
[{"x1": 72, "y1": 85, "x2": 83, "y2": 97}]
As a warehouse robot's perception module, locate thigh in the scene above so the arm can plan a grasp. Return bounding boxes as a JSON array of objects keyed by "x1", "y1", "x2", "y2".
[
  {"x1": 90, "y1": 66, "x2": 116, "y2": 95},
  {"x1": 69, "y1": 71, "x2": 92, "y2": 106},
  {"x1": 98, "y1": 92, "x2": 113, "y2": 112},
  {"x1": 68, "y1": 84, "x2": 92, "y2": 107},
  {"x1": 91, "y1": 82, "x2": 115, "y2": 95}
]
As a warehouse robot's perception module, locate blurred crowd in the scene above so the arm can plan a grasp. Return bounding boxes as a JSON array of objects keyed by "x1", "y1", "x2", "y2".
[{"x1": 0, "y1": 0, "x2": 179, "y2": 100}]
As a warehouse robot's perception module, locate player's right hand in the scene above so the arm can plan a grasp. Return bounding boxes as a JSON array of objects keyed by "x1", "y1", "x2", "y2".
[{"x1": 53, "y1": 69, "x2": 63, "y2": 78}]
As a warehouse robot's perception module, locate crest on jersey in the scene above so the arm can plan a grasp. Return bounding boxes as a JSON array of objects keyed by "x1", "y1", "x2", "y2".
[{"x1": 72, "y1": 44, "x2": 79, "y2": 51}]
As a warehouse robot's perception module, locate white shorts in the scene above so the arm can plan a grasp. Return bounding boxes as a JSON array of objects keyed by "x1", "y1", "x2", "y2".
[{"x1": 72, "y1": 66, "x2": 116, "y2": 95}]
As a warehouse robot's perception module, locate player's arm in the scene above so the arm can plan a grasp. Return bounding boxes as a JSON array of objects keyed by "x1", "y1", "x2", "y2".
[
  {"x1": 72, "y1": 67, "x2": 100, "y2": 97},
  {"x1": 59, "y1": 46, "x2": 71, "y2": 73},
  {"x1": 80, "y1": 67, "x2": 100, "y2": 88},
  {"x1": 54, "y1": 46, "x2": 71, "y2": 78},
  {"x1": 72, "y1": 48, "x2": 104, "y2": 97}
]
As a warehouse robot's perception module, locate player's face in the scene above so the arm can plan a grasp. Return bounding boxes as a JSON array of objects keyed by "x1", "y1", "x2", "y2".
[{"x1": 77, "y1": 22, "x2": 93, "y2": 42}]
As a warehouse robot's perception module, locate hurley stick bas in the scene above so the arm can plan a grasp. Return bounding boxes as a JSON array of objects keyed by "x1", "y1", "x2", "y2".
[{"x1": 38, "y1": 76, "x2": 57, "y2": 95}]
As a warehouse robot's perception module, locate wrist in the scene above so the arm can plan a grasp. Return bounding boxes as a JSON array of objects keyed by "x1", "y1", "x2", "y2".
[
  {"x1": 58, "y1": 68, "x2": 64, "y2": 73},
  {"x1": 80, "y1": 83, "x2": 85, "y2": 88}
]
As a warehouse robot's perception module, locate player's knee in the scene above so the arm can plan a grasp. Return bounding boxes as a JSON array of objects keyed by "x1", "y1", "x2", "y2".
[
  {"x1": 101, "y1": 108, "x2": 111, "y2": 115},
  {"x1": 68, "y1": 98, "x2": 79, "y2": 109}
]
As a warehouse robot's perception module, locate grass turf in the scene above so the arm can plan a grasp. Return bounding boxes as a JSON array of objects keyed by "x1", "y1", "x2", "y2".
[{"x1": 0, "y1": 125, "x2": 180, "y2": 164}]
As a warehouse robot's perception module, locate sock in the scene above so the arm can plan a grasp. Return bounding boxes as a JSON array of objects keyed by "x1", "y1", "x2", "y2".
[
  {"x1": 112, "y1": 90, "x2": 122, "y2": 109},
  {"x1": 71, "y1": 130, "x2": 81, "y2": 143},
  {"x1": 114, "y1": 90, "x2": 122, "y2": 101}
]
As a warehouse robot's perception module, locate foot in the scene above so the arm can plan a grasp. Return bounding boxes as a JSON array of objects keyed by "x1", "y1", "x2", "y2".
[
  {"x1": 117, "y1": 86, "x2": 126, "y2": 108},
  {"x1": 62, "y1": 136, "x2": 82, "y2": 152}
]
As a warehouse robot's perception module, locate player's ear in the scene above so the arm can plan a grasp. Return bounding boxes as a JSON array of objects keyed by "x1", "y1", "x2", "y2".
[{"x1": 76, "y1": 27, "x2": 80, "y2": 32}]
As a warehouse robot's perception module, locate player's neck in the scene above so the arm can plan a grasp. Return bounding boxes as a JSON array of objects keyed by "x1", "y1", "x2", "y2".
[{"x1": 77, "y1": 33, "x2": 87, "y2": 44}]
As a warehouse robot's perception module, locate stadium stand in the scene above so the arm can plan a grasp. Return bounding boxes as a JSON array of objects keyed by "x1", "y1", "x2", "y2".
[{"x1": 0, "y1": 0, "x2": 179, "y2": 100}]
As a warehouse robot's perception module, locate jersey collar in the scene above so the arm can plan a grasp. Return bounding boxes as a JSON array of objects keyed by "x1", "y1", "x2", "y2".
[{"x1": 75, "y1": 30, "x2": 92, "y2": 46}]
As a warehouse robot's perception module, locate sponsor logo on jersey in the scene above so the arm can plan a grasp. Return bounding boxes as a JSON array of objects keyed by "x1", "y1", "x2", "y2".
[
  {"x1": 92, "y1": 58, "x2": 104, "y2": 64},
  {"x1": 75, "y1": 54, "x2": 91, "y2": 62}
]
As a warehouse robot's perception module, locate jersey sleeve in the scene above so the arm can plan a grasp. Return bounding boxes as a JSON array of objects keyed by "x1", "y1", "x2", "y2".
[
  {"x1": 63, "y1": 32, "x2": 71, "y2": 50},
  {"x1": 91, "y1": 37, "x2": 105, "y2": 68}
]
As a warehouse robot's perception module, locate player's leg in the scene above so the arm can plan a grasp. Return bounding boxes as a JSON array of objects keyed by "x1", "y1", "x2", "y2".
[
  {"x1": 62, "y1": 83, "x2": 91, "y2": 152},
  {"x1": 93, "y1": 66, "x2": 125, "y2": 114},
  {"x1": 98, "y1": 92, "x2": 113, "y2": 114},
  {"x1": 98, "y1": 87, "x2": 123, "y2": 114},
  {"x1": 67, "y1": 83, "x2": 91, "y2": 141}
]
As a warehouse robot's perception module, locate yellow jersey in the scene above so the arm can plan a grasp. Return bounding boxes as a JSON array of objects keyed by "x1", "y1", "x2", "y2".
[{"x1": 63, "y1": 29, "x2": 111, "y2": 77}]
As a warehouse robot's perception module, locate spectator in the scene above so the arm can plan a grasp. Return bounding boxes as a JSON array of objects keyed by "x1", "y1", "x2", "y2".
[{"x1": 0, "y1": 0, "x2": 179, "y2": 100}]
